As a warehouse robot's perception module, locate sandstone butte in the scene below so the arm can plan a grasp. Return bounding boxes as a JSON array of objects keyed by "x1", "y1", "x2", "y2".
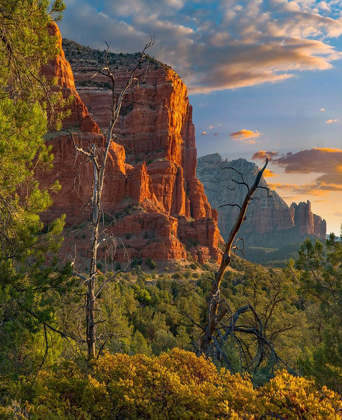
[
  {"x1": 197, "y1": 154, "x2": 326, "y2": 248},
  {"x1": 39, "y1": 23, "x2": 222, "y2": 267}
]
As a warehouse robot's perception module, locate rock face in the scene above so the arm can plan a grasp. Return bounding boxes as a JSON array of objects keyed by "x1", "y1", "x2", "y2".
[
  {"x1": 39, "y1": 27, "x2": 221, "y2": 266},
  {"x1": 290, "y1": 201, "x2": 327, "y2": 239},
  {"x1": 43, "y1": 24, "x2": 100, "y2": 134},
  {"x1": 197, "y1": 154, "x2": 327, "y2": 249}
]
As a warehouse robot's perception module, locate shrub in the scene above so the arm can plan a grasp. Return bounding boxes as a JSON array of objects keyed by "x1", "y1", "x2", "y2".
[
  {"x1": 8, "y1": 350, "x2": 342, "y2": 419},
  {"x1": 145, "y1": 258, "x2": 156, "y2": 270}
]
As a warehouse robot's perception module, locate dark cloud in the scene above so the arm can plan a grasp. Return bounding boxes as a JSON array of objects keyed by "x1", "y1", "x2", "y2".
[
  {"x1": 263, "y1": 147, "x2": 342, "y2": 197},
  {"x1": 316, "y1": 173, "x2": 342, "y2": 184},
  {"x1": 273, "y1": 147, "x2": 342, "y2": 174},
  {"x1": 59, "y1": 0, "x2": 342, "y2": 93}
]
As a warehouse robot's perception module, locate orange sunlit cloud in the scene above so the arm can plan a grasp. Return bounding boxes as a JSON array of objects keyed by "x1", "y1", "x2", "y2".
[
  {"x1": 252, "y1": 150, "x2": 279, "y2": 161},
  {"x1": 326, "y1": 119, "x2": 339, "y2": 124},
  {"x1": 263, "y1": 168, "x2": 278, "y2": 178},
  {"x1": 230, "y1": 129, "x2": 261, "y2": 144},
  {"x1": 202, "y1": 131, "x2": 207, "y2": 135},
  {"x1": 268, "y1": 182, "x2": 328, "y2": 196}
]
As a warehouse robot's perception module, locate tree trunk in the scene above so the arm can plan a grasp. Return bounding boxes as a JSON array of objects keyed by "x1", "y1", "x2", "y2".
[
  {"x1": 68, "y1": 40, "x2": 153, "y2": 360},
  {"x1": 87, "y1": 156, "x2": 100, "y2": 358},
  {"x1": 199, "y1": 159, "x2": 269, "y2": 355}
]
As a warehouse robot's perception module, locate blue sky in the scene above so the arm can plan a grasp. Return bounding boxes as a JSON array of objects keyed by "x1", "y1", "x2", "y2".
[{"x1": 59, "y1": 0, "x2": 342, "y2": 234}]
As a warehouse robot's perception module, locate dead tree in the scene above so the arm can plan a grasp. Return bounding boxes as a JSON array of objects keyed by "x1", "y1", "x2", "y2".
[
  {"x1": 198, "y1": 159, "x2": 269, "y2": 356},
  {"x1": 66, "y1": 40, "x2": 153, "y2": 359},
  {"x1": 194, "y1": 160, "x2": 295, "y2": 377}
]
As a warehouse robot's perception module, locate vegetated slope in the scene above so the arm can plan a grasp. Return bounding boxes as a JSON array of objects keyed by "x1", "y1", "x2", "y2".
[
  {"x1": 38, "y1": 24, "x2": 223, "y2": 270},
  {"x1": 197, "y1": 153, "x2": 326, "y2": 266}
]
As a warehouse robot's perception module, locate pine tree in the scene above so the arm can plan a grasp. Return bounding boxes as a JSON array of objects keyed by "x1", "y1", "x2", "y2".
[{"x1": 0, "y1": 0, "x2": 74, "y2": 381}]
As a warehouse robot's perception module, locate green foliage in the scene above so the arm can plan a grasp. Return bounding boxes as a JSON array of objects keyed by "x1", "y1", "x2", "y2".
[
  {"x1": 295, "y1": 234, "x2": 342, "y2": 393},
  {"x1": 145, "y1": 257, "x2": 156, "y2": 269},
  {"x1": 2, "y1": 350, "x2": 342, "y2": 419},
  {"x1": 0, "y1": 1, "x2": 66, "y2": 103},
  {"x1": 220, "y1": 264, "x2": 305, "y2": 375},
  {"x1": 0, "y1": 0, "x2": 73, "y2": 386}
]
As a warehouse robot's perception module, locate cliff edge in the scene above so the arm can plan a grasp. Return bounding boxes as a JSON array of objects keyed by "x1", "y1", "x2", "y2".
[{"x1": 39, "y1": 24, "x2": 222, "y2": 266}]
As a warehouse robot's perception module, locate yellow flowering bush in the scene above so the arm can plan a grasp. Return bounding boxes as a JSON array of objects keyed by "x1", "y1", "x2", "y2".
[{"x1": 1, "y1": 349, "x2": 341, "y2": 419}]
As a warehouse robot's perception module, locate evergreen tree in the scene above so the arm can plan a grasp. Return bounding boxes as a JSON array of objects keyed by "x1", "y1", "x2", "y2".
[
  {"x1": 296, "y1": 234, "x2": 342, "y2": 393},
  {"x1": 0, "y1": 0, "x2": 74, "y2": 383}
]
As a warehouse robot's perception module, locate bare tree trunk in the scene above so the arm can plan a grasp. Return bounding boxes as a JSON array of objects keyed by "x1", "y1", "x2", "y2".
[
  {"x1": 87, "y1": 154, "x2": 101, "y2": 357},
  {"x1": 67, "y1": 40, "x2": 153, "y2": 359},
  {"x1": 199, "y1": 159, "x2": 269, "y2": 355}
]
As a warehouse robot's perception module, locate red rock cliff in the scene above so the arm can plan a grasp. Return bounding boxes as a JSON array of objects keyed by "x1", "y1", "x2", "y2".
[{"x1": 39, "y1": 28, "x2": 221, "y2": 266}]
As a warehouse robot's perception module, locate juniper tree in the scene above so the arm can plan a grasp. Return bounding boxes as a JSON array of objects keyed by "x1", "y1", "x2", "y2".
[{"x1": 0, "y1": 0, "x2": 75, "y2": 379}]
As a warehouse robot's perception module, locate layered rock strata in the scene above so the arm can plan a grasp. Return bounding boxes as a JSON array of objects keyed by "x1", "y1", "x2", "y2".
[
  {"x1": 197, "y1": 154, "x2": 326, "y2": 248},
  {"x1": 39, "y1": 25, "x2": 221, "y2": 265}
]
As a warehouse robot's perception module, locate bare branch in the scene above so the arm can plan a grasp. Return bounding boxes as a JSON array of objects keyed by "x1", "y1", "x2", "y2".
[
  {"x1": 231, "y1": 179, "x2": 249, "y2": 190},
  {"x1": 221, "y1": 166, "x2": 248, "y2": 186},
  {"x1": 257, "y1": 185, "x2": 273, "y2": 198},
  {"x1": 219, "y1": 203, "x2": 242, "y2": 210},
  {"x1": 95, "y1": 270, "x2": 122, "y2": 298},
  {"x1": 200, "y1": 159, "x2": 269, "y2": 355}
]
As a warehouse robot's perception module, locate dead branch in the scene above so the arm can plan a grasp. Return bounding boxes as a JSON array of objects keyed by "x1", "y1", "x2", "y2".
[
  {"x1": 65, "y1": 39, "x2": 154, "y2": 359},
  {"x1": 199, "y1": 159, "x2": 268, "y2": 355}
]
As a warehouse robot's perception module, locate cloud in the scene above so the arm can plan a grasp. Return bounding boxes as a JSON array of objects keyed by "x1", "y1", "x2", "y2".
[
  {"x1": 230, "y1": 129, "x2": 261, "y2": 144},
  {"x1": 321, "y1": 108, "x2": 326, "y2": 111},
  {"x1": 326, "y1": 119, "x2": 339, "y2": 123},
  {"x1": 201, "y1": 131, "x2": 207, "y2": 135},
  {"x1": 263, "y1": 168, "x2": 278, "y2": 178},
  {"x1": 316, "y1": 172, "x2": 342, "y2": 184},
  {"x1": 58, "y1": 0, "x2": 342, "y2": 93},
  {"x1": 272, "y1": 147, "x2": 342, "y2": 174},
  {"x1": 267, "y1": 182, "x2": 342, "y2": 196},
  {"x1": 318, "y1": 1, "x2": 331, "y2": 12},
  {"x1": 213, "y1": 132, "x2": 219, "y2": 136},
  {"x1": 252, "y1": 150, "x2": 279, "y2": 161},
  {"x1": 334, "y1": 212, "x2": 342, "y2": 217},
  {"x1": 209, "y1": 125, "x2": 214, "y2": 130},
  {"x1": 262, "y1": 147, "x2": 342, "y2": 198}
]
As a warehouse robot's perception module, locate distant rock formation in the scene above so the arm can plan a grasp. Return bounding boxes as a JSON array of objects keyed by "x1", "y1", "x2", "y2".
[
  {"x1": 38, "y1": 24, "x2": 221, "y2": 265},
  {"x1": 197, "y1": 154, "x2": 326, "y2": 249},
  {"x1": 290, "y1": 201, "x2": 326, "y2": 239}
]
